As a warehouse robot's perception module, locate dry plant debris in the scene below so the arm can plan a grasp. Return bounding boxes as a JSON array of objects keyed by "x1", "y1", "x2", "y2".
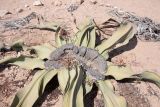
[{"x1": 0, "y1": 13, "x2": 160, "y2": 107}]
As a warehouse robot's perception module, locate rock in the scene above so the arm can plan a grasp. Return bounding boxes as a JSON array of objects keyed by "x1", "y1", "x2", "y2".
[
  {"x1": 89, "y1": 0, "x2": 97, "y2": 4},
  {"x1": 77, "y1": 0, "x2": 84, "y2": 4},
  {"x1": 24, "y1": 4, "x2": 29, "y2": 8},
  {"x1": 33, "y1": 0, "x2": 44, "y2": 6},
  {"x1": 53, "y1": 0, "x2": 62, "y2": 6},
  {"x1": 106, "y1": 4, "x2": 111, "y2": 7},
  {"x1": 0, "y1": 10, "x2": 11, "y2": 17},
  {"x1": 16, "y1": 8, "x2": 24, "y2": 13},
  {"x1": 67, "y1": 3, "x2": 79, "y2": 12}
]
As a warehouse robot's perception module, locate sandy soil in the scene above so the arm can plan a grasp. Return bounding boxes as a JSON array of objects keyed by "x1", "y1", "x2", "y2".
[
  {"x1": 106, "y1": 0, "x2": 160, "y2": 22},
  {"x1": 0, "y1": 0, "x2": 160, "y2": 107}
]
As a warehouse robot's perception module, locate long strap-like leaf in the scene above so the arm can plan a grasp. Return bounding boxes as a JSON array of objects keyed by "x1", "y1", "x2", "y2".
[
  {"x1": 28, "y1": 43, "x2": 56, "y2": 60},
  {"x1": 0, "y1": 56, "x2": 16, "y2": 64},
  {"x1": 11, "y1": 70, "x2": 58, "y2": 107},
  {"x1": 0, "y1": 39, "x2": 26, "y2": 52},
  {"x1": 87, "y1": 27, "x2": 96, "y2": 48},
  {"x1": 74, "y1": 25, "x2": 94, "y2": 47},
  {"x1": 55, "y1": 29, "x2": 63, "y2": 47},
  {"x1": 96, "y1": 23, "x2": 134, "y2": 54},
  {"x1": 0, "y1": 55, "x2": 45, "y2": 70},
  {"x1": 105, "y1": 65, "x2": 135, "y2": 80},
  {"x1": 74, "y1": 19, "x2": 96, "y2": 48},
  {"x1": 135, "y1": 71, "x2": 160, "y2": 88},
  {"x1": 105, "y1": 65, "x2": 160, "y2": 88},
  {"x1": 63, "y1": 66, "x2": 84, "y2": 107},
  {"x1": 97, "y1": 80, "x2": 127, "y2": 107},
  {"x1": 58, "y1": 68, "x2": 71, "y2": 93},
  {"x1": 83, "y1": 76, "x2": 93, "y2": 95}
]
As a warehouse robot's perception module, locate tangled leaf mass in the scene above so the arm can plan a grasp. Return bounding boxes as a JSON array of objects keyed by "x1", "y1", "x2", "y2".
[
  {"x1": 109, "y1": 8, "x2": 160, "y2": 41},
  {"x1": 0, "y1": 12, "x2": 41, "y2": 30},
  {"x1": 44, "y1": 44, "x2": 107, "y2": 80}
]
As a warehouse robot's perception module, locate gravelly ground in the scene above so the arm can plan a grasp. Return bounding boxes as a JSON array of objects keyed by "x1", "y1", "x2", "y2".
[{"x1": 0, "y1": 0, "x2": 160, "y2": 107}]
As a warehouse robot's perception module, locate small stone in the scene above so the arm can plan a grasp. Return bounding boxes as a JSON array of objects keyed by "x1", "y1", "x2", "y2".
[
  {"x1": 0, "y1": 10, "x2": 11, "y2": 17},
  {"x1": 80, "y1": 0, "x2": 84, "y2": 4},
  {"x1": 75, "y1": 0, "x2": 84, "y2": 4},
  {"x1": 53, "y1": 0, "x2": 62, "y2": 6},
  {"x1": 24, "y1": 4, "x2": 29, "y2": 8},
  {"x1": 33, "y1": 0, "x2": 44, "y2": 6},
  {"x1": 113, "y1": 6, "x2": 118, "y2": 9},
  {"x1": 67, "y1": 3, "x2": 79, "y2": 12},
  {"x1": 16, "y1": 8, "x2": 24, "y2": 13},
  {"x1": 89, "y1": 0, "x2": 97, "y2": 4},
  {"x1": 106, "y1": 4, "x2": 111, "y2": 7}
]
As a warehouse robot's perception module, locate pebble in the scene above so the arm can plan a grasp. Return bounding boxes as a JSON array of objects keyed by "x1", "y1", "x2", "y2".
[
  {"x1": 89, "y1": 0, "x2": 97, "y2": 4},
  {"x1": 33, "y1": 0, "x2": 44, "y2": 6},
  {"x1": 67, "y1": 3, "x2": 79, "y2": 12},
  {"x1": 106, "y1": 4, "x2": 111, "y2": 7},
  {"x1": 24, "y1": 4, "x2": 29, "y2": 8},
  {"x1": 16, "y1": 8, "x2": 24, "y2": 13},
  {"x1": 76, "y1": 0, "x2": 84, "y2": 4},
  {"x1": 53, "y1": 0, "x2": 62, "y2": 6},
  {"x1": 0, "y1": 10, "x2": 11, "y2": 17}
]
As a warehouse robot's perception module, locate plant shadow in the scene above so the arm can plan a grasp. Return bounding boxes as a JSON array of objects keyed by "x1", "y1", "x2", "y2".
[
  {"x1": 84, "y1": 84, "x2": 98, "y2": 107},
  {"x1": 108, "y1": 36, "x2": 138, "y2": 59},
  {"x1": 33, "y1": 75, "x2": 62, "y2": 107},
  {"x1": 84, "y1": 84, "x2": 104, "y2": 107},
  {"x1": 0, "y1": 64, "x2": 11, "y2": 72}
]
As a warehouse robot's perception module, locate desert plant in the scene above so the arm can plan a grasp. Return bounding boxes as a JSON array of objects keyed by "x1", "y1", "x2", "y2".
[{"x1": 0, "y1": 19, "x2": 160, "y2": 107}]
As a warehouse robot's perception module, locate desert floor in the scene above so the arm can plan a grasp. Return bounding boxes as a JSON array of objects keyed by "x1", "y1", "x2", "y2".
[{"x1": 0, "y1": 0, "x2": 160, "y2": 107}]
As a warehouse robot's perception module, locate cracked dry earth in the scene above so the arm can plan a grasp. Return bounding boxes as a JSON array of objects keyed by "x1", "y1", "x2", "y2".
[{"x1": 0, "y1": 0, "x2": 160, "y2": 107}]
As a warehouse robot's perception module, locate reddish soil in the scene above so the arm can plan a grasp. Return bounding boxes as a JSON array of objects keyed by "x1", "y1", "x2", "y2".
[{"x1": 0, "y1": 0, "x2": 160, "y2": 107}]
